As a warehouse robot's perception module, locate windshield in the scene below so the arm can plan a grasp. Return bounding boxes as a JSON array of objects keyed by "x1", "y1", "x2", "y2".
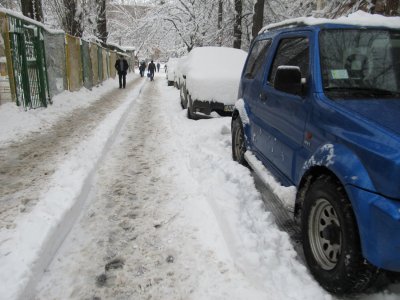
[{"x1": 319, "y1": 29, "x2": 400, "y2": 99}]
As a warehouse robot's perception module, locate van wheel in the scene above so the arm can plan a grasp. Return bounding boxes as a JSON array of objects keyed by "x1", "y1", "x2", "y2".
[
  {"x1": 231, "y1": 115, "x2": 247, "y2": 165},
  {"x1": 187, "y1": 95, "x2": 195, "y2": 120},
  {"x1": 302, "y1": 175, "x2": 378, "y2": 295},
  {"x1": 180, "y1": 88, "x2": 186, "y2": 109}
]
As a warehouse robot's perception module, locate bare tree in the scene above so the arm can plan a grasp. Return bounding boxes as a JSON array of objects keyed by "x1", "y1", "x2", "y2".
[
  {"x1": 317, "y1": 0, "x2": 398, "y2": 17},
  {"x1": 46, "y1": 0, "x2": 83, "y2": 37},
  {"x1": 0, "y1": 0, "x2": 20, "y2": 10},
  {"x1": 217, "y1": 0, "x2": 223, "y2": 45},
  {"x1": 251, "y1": 0, "x2": 264, "y2": 39},
  {"x1": 375, "y1": 0, "x2": 400, "y2": 15},
  {"x1": 21, "y1": 0, "x2": 43, "y2": 22},
  {"x1": 97, "y1": 0, "x2": 108, "y2": 43},
  {"x1": 233, "y1": 0, "x2": 242, "y2": 49}
]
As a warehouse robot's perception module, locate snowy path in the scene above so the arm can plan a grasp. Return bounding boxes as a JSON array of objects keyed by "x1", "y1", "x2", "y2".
[
  {"x1": 34, "y1": 77, "x2": 324, "y2": 299},
  {"x1": 0, "y1": 77, "x2": 142, "y2": 230},
  {"x1": 1, "y1": 73, "x2": 399, "y2": 300},
  {"x1": 34, "y1": 77, "x2": 266, "y2": 299}
]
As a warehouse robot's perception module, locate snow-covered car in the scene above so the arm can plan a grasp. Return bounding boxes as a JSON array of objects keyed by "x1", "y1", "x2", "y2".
[
  {"x1": 174, "y1": 55, "x2": 188, "y2": 89},
  {"x1": 166, "y1": 58, "x2": 179, "y2": 86},
  {"x1": 180, "y1": 47, "x2": 247, "y2": 119}
]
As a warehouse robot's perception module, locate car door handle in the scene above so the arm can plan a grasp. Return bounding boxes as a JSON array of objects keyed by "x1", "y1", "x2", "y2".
[{"x1": 259, "y1": 91, "x2": 268, "y2": 101}]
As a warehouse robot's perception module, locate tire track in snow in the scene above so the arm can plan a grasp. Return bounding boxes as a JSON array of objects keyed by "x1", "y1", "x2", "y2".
[
  {"x1": 0, "y1": 78, "x2": 142, "y2": 230},
  {"x1": 1, "y1": 78, "x2": 147, "y2": 300}
]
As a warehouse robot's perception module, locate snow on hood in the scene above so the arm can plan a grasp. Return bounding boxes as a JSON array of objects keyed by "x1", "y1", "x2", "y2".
[
  {"x1": 183, "y1": 47, "x2": 247, "y2": 105},
  {"x1": 260, "y1": 10, "x2": 400, "y2": 33}
]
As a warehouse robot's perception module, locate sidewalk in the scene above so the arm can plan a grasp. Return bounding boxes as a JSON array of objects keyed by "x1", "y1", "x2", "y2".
[{"x1": 0, "y1": 74, "x2": 145, "y2": 299}]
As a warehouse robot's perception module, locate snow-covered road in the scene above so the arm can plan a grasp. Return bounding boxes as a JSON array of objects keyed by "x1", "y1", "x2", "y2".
[{"x1": 1, "y1": 73, "x2": 399, "y2": 300}]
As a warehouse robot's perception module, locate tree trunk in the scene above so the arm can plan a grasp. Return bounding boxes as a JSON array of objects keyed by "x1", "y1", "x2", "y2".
[
  {"x1": 371, "y1": 0, "x2": 399, "y2": 15},
  {"x1": 233, "y1": 0, "x2": 242, "y2": 49},
  {"x1": 251, "y1": 0, "x2": 265, "y2": 40},
  {"x1": 218, "y1": 0, "x2": 223, "y2": 45},
  {"x1": 218, "y1": 0, "x2": 223, "y2": 30},
  {"x1": 384, "y1": 0, "x2": 400, "y2": 15},
  {"x1": 97, "y1": 0, "x2": 108, "y2": 43},
  {"x1": 20, "y1": 0, "x2": 44, "y2": 22},
  {"x1": 62, "y1": 0, "x2": 83, "y2": 37}
]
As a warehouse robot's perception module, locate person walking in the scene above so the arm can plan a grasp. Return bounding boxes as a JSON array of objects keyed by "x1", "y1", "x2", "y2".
[
  {"x1": 148, "y1": 60, "x2": 156, "y2": 81},
  {"x1": 156, "y1": 62, "x2": 160, "y2": 72},
  {"x1": 139, "y1": 61, "x2": 146, "y2": 77},
  {"x1": 115, "y1": 55, "x2": 129, "y2": 88}
]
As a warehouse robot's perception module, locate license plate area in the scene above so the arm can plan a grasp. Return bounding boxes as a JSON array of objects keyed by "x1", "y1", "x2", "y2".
[{"x1": 224, "y1": 105, "x2": 234, "y2": 112}]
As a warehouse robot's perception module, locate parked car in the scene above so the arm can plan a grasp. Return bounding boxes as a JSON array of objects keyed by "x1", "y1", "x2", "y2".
[
  {"x1": 232, "y1": 13, "x2": 400, "y2": 295},
  {"x1": 166, "y1": 58, "x2": 179, "y2": 86},
  {"x1": 174, "y1": 56, "x2": 188, "y2": 89},
  {"x1": 180, "y1": 46, "x2": 247, "y2": 119}
]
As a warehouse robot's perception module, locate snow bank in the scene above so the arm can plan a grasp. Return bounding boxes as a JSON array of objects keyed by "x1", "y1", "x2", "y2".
[
  {"x1": 183, "y1": 47, "x2": 247, "y2": 104},
  {"x1": 0, "y1": 79, "x2": 120, "y2": 145}
]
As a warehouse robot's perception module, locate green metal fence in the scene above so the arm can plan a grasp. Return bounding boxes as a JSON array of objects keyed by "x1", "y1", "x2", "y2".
[
  {"x1": 81, "y1": 40, "x2": 93, "y2": 89},
  {"x1": 8, "y1": 15, "x2": 50, "y2": 109}
]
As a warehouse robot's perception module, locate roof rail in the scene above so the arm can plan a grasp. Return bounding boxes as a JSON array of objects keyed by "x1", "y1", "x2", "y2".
[
  {"x1": 265, "y1": 21, "x2": 308, "y2": 32},
  {"x1": 259, "y1": 17, "x2": 309, "y2": 34}
]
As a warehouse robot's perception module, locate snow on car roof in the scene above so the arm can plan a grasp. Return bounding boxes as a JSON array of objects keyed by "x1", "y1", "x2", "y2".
[
  {"x1": 260, "y1": 10, "x2": 400, "y2": 33},
  {"x1": 183, "y1": 46, "x2": 247, "y2": 105}
]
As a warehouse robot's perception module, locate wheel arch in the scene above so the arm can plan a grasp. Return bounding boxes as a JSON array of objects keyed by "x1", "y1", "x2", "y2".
[{"x1": 295, "y1": 143, "x2": 378, "y2": 262}]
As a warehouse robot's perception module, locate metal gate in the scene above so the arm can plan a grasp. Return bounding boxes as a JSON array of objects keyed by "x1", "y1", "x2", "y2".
[{"x1": 8, "y1": 16, "x2": 50, "y2": 109}]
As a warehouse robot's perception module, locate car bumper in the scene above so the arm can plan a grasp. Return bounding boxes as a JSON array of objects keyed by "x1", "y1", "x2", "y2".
[
  {"x1": 192, "y1": 100, "x2": 234, "y2": 118},
  {"x1": 348, "y1": 185, "x2": 400, "y2": 271}
]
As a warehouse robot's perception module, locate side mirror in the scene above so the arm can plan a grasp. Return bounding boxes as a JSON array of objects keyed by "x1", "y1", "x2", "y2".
[{"x1": 274, "y1": 66, "x2": 302, "y2": 95}]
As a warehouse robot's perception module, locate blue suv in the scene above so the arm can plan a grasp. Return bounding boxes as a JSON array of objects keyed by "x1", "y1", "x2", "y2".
[{"x1": 232, "y1": 19, "x2": 400, "y2": 294}]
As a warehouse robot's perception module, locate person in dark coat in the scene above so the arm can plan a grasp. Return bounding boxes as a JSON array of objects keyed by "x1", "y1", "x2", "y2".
[
  {"x1": 115, "y1": 55, "x2": 129, "y2": 88},
  {"x1": 139, "y1": 61, "x2": 146, "y2": 77},
  {"x1": 148, "y1": 60, "x2": 156, "y2": 81}
]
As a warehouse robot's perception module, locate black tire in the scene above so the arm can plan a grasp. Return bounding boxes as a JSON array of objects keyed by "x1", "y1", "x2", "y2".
[
  {"x1": 187, "y1": 95, "x2": 195, "y2": 120},
  {"x1": 231, "y1": 115, "x2": 247, "y2": 165},
  {"x1": 167, "y1": 80, "x2": 173, "y2": 86},
  {"x1": 301, "y1": 175, "x2": 378, "y2": 295},
  {"x1": 180, "y1": 88, "x2": 186, "y2": 109}
]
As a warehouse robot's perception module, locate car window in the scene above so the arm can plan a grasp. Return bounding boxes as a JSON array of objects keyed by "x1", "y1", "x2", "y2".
[
  {"x1": 243, "y1": 39, "x2": 272, "y2": 79},
  {"x1": 320, "y1": 29, "x2": 400, "y2": 99},
  {"x1": 268, "y1": 37, "x2": 309, "y2": 84}
]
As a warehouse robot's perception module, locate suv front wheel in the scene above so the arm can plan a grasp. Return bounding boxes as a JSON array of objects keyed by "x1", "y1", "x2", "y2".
[{"x1": 301, "y1": 175, "x2": 378, "y2": 295}]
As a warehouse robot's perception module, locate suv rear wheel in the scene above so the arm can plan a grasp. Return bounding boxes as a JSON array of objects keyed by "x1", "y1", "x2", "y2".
[
  {"x1": 302, "y1": 175, "x2": 378, "y2": 295},
  {"x1": 231, "y1": 115, "x2": 247, "y2": 165}
]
